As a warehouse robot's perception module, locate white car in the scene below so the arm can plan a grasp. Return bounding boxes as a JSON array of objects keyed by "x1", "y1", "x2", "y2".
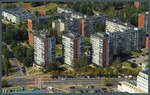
[{"x1": 47, "y1": 87, "x2": 54, "y2": 91}]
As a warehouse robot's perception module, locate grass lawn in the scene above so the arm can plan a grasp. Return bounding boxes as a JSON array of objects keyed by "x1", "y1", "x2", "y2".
[
  {"x1": 28, "y1": 3, "x2": 59, "y2": 12},
  {"x1": 144, "y1": 59, "x2": 148, "y2": 62},
  {"x1": 28, "y1": 86, "x2": 38, "y2": 90},
  {"x1": 3, "y1": 86, "x2": 21, "y2": 91},
  {"x1": 122, "y1": 62, "x2": 131, "y2": 68},
  {"x1": 56, "y1": 44, "x2": 62, "y2": 56}
]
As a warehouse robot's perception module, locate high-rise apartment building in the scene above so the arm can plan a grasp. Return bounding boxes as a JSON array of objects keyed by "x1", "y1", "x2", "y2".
[
  {"x1": 33, "y1": 29, "x2": 56, "y2": 69},
  {"x1": 90, "y1": 32, "x2": 113, "y2": 67},
  {"x1": 138, "y1": 12, "x2": 148, "y2": 49},
  {"x1": 62, "y1": 32, "x2": 84, "y2": 65}
]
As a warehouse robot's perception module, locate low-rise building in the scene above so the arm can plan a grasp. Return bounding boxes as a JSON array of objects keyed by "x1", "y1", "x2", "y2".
[
  {"x1": 118, "y1": 68, "x2": 148, "y2": 93},
  {"x1": 2, "y1": 7, "x2": 35, "y2": 23}
]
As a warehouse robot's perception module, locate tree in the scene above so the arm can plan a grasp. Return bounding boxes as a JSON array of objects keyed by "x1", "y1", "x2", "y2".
[
  {"x1": 2, "y1": 78, "x2": 7, "y2": 87},
  {"x1": 112, "y1": 57, "x2": 122, "y2": 72},
  {"x1": 2, "y1": 57, "x2": 11, "y2": 76},
  {"x1": 13, "y1": 46, "x2": 27, "y2": 62},
  {"x1": 48, "y1": 62, "x2": 59, "y2": 72},
  {"x1": 103, "y1": 77, "x2": 112, "y2": 86},
  {"x1": 22, "y1": 48, "x2": 34, "y2": 67},
  {"x1": 73, "y1": 54, "x2": 89, "y2": 71},
  {"x1": 130, "y1": 63, "x2": 137, "y2": 68},
  {"x1": 2, "y1": 45, "x2": 10, "y2": 58}
]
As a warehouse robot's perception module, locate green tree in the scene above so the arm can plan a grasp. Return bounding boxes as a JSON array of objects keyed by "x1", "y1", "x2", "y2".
[
  {"x1": 2, "y1": 45, "x2": 10, "y2": 58},
  {"x1": 73, "y1": 54, "x2": 89, "y2": 71},
  {"x1": 112, "y1": 57, "x2": 122, "y2": 72},
  {"x1": 103, "y1": 77, "x2": 111, "y2": 86},
  {"x1": 2, "y1": 78, "x2": 7, "y2": 87},
  {"x1": 48, "y1": 61, "x2": 59, "y2": 72}
]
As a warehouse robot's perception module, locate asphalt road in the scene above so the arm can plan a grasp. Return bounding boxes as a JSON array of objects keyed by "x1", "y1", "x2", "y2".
[
  {"x1": 40, "y1": 78, "x2": 126, "y2": 86},
  {"x1": 7, "y1": 77, "x2": 127, "y2": 88}
]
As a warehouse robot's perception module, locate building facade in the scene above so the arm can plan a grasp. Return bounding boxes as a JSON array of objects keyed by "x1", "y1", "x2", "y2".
[
  {"x1": 28, "y1": 16, "x2": 51, "y2": 30},
  {"x1": 62, "y1": 32, "x2": 84, "y2": 65},
  {"x1": 90, "y1": 32, "x2": 112, "y2": 67},
  {"x1": 28, "y1": 31, "x2": 34, "y2": 46},
  {"x1": 106, "y1": 19, "x2": 145, "y2": 55},
  {"x1": 138, "y1": 12, "x2": 148, "y2": 33},
  {"x1": 33, "y1": 30, "x2": 56, "y2": 68}
]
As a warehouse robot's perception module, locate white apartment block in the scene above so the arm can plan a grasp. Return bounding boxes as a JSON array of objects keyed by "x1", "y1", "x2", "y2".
[
  {"x1": 105, "y1": 19, "x2": 134, "y2": 34},
  {"x1": 33, "y1": 30, "x2": 56, "y2": 69},
  {"x1": 90, "y1": 32, "x2": 112, "y2": 67},
  {"x1": 2, "y1": 8, "x2": 35, "y2": 23},
  {"x1": 62, "y1": 32, "x2": 84, "y2": 65},
  {"x1": 118, "y1": 68, "x2": 148, "y2": 93}
]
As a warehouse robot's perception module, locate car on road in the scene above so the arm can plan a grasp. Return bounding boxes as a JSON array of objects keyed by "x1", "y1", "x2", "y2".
[
  {"x1": 101, "y1": 88, "x2": 107, "y2": 90},
  {"x1": 89, "y1": 90, "x2": 95, "y2": 93},
  {"x1": 69, "y1": 86, "x2": 75, "y2": 89},
  {"x1": 91, "y1": 85, "x2": 94, "y2": 88},
  {"x1": 132, "y1": 60, "x2": 136, "y2": 62},
  {"x1": 21, "y1": 66, "x2": 26, "y2": 73}
]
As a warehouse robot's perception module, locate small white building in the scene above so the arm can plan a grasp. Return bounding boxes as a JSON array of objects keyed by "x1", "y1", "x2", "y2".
[{"x1": 118, "y1": 68, "x2": 148, "y2": 93}]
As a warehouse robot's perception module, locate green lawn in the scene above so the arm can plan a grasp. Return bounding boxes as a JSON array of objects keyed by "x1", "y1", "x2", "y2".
[{"x1": 144, "y1": 59, "x2": 148, "y2": 62}]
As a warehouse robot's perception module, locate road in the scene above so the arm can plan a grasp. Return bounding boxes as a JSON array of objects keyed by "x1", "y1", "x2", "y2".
[
  {"x1": 40, "y1": 78, "x2": 126, "y2": 86},
  {"x1": 7, "y1": 77, "x2": 127, "y2": 88}
]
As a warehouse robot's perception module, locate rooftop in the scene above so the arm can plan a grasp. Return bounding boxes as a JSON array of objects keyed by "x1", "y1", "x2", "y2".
[
  {"x1": 125, "y1": 80, "x2": 137, "y2": 86},
  {"x1": 32, "y1": 29, "x2": 53, "y2": 39},
  {"x1": 63, "y1": 32, "x2": 81, "y2": 39},
  {"x1": 141, "y1": 67, "x2": 149, "y2": 75},
  {"x1": 31, "y1": 15, "x2": 50, "y2": 20},
  {"x1": 58, "y1": 6, "x2": 86, "y2": 18},
  {"x1": 107, "y1": 18, "x2": 134, "y2": 28},
  {"x1": 92, "y1": 32, "x2": 109, "y2": 38},
  {"x1": 3, "y1": 7, "x2": 35, "y2": 17}
]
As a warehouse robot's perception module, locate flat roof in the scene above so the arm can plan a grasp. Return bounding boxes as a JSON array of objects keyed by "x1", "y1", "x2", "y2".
[
  {"x1": 106, "y1": 18, "x2": 134, "y2": 28},
  {"x1": 92, "y1": 32, "x2": 109, "y2": 39},
  {"x1": 3, "y1": 7, "x2": 35, "y2": 17},
  {"x1": 63, "y1": 32, "x2": 81, "y2": 39}
]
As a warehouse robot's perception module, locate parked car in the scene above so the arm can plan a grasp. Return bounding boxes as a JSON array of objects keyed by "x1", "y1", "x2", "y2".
[{"x1": 47, "y1": 87, "x2": 54, "y2": 90}]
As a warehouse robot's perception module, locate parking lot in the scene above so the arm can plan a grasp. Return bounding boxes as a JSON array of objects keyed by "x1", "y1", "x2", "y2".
[{"x1": 128, "y1": 49, "x2": 148, "y2": 68}]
